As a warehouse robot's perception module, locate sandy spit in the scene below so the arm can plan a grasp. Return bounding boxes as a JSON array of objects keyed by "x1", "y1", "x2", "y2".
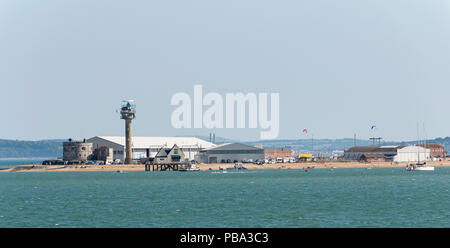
[{"x1": 2, "y1": 160, "x2": 449, "y2": 172}]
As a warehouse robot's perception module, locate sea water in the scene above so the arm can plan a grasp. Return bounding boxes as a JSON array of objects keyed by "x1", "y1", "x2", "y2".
[
  {"x1": 0, "y1": 167, "x2": 449, "y2": 227},
  {"x1": 0, "y1": 158, "x2": 48, "y2": 169}
]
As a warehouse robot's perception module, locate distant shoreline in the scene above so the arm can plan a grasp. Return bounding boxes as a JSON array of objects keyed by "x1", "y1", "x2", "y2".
[
  {"x1": 0, "y1": 157, "x2": 56, "y2": 160},
  {"x1": 2, "y1": 160, "x2": 449, "y2": 172}
]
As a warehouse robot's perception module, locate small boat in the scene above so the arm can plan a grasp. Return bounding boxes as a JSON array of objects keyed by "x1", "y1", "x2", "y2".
[
  {"x1": 179, "y1": 164, "x2": 200, "y2": 172},
  {"x1": 406, "y1": 127, "x2": 434, "y2": 172},
  {"x1": 187, "y1": 166, "x2": 200, "y2": 171},
  {"x1": 406, "y1": 162, "x2": 434, "y2": 171},
  {"x1": 226, "y1": 163, "x2": 247, "y2": 171},
  {"x1": 416, "y1": 166, "x2": 434, "y2": 171}
]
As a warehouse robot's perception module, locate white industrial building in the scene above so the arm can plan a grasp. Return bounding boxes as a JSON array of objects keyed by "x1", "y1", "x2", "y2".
[
  {"x1": 87, "y1": 136, "x2": 216, "y2": 162},
  {"x1": 394, "y1": 146, "x2": 430, "y2": 162}
]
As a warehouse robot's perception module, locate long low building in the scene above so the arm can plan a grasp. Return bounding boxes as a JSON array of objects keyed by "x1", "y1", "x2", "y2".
[
  {"x1": 344, "y1": 145, "x2": 430, "y2": 162},
  {"x1": 195, "y1": 143, "x2": 264, "y2": 163},
  {"x1": 264, "y1": 148, "x2": 292, "y2": 159},
  {"x1": 344, "y1": 146, "x2": 401, "y2": 161},
  {"x1": 418, "y1": 144, "x2": 448, "y2": 158},
  {"x1": 87, "y1": 136, "x2": 216, "y2": 162}
]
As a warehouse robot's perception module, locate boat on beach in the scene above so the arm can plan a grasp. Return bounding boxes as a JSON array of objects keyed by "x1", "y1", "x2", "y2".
[
  {"x1": 179, "y1": 164, "x2": 200, "y2": 172},
  {"x1": 226, "y1": 163, "x2": 247, "y2": 171}
]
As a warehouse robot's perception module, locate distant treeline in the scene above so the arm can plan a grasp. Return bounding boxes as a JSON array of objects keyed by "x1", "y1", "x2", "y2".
[{"x1": 0, "y1": 139, "x2": 63, "y2": 158}]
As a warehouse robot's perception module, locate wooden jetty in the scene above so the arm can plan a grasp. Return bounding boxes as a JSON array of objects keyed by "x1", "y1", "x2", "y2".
[{"x1": 145, "y1": 162, "x2": 190, "y2": 171}]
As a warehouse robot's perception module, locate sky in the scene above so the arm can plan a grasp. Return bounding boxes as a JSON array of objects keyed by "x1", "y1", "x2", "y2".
[{"x1": 0, "y1": 0, "x2": 449, "y2": 141}]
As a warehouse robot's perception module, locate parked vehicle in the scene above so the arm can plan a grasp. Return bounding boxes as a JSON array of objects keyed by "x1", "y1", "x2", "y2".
[
  {"x1": 113, "y1": 159, "x2": 122, "y2": 165},
  {"x1": 253, "y1": 160, "x2": 264, "y2": 165}
]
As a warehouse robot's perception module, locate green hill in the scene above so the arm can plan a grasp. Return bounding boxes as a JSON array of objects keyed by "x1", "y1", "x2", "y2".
[{"x1": 0, "y1": 139, "x2": 63, "y2": 158}]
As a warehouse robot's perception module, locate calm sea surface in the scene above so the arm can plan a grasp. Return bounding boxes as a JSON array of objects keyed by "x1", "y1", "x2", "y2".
[
  {"x1": 0, "y1": 158, "x2": 48, "y2": 169},
  {"x1": 0, "y1": 166, "x2": 449, "y2": 227}
]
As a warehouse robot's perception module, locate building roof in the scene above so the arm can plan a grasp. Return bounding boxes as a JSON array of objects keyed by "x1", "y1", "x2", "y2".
[
  {"x1": 345, "y1": 146, "x2": 405, "y2": 153},
  {"x1": 155, "y1": 149, "x2": 169, "y2": 157},
  {"x1": 418, "y1": 144, "x2": 444, "y2": 149},
  {"x1": 155, "y1": 144, "x2": 180, "y2": 158},
  {"x1": 264, "y1": 148, "x2": 292, "y2": 152},
  {"x1": 397, "y1": 146, "x2": 429, "y2": 152},
  {"x1": 201, "y1": 142, "x2": 263, "y2": 151},
  {"x1": 89, "y1": 136, "x2": 216, "y2": 149}
]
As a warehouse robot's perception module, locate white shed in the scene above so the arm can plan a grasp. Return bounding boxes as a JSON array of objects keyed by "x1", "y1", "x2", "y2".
[{"x1": 394, "y1": 146, "x2": 430, "y2": 162}]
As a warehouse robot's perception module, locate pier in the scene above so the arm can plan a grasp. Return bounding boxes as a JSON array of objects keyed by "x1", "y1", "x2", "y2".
[{"x1": 145, "y1": 162, "x2": 190, "y2": 171}]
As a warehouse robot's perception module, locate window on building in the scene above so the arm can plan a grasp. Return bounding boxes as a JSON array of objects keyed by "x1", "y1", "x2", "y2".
[{"x1": 171, "y1": 156, "x2": 181, "y2": 162}]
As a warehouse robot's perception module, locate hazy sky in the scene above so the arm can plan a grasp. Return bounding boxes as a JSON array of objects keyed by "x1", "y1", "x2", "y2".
[{"x1": 1, "y1": 0, "x2": 449, "y2": 141}]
